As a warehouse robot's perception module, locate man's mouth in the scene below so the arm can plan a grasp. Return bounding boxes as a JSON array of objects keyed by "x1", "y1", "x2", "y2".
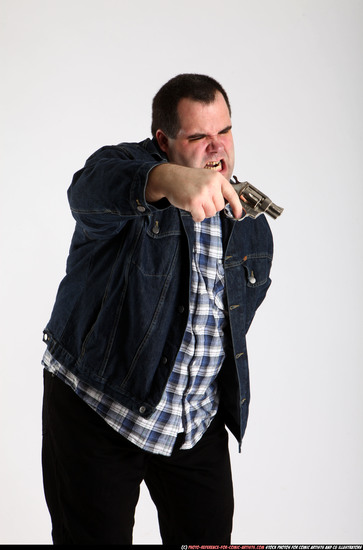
[{"x1": 204, "y1": 160, "x2": 223, "y2": 171}]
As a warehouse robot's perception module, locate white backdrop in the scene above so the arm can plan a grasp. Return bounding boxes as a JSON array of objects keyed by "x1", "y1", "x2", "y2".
[{"x1": 1, "y1": 0, "x2": 362, "y2": 544}]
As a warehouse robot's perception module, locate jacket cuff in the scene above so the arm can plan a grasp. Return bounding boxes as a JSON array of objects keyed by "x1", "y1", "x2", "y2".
[{"x1": 130, "y1": 160, "x2": 170, "y2": 215}]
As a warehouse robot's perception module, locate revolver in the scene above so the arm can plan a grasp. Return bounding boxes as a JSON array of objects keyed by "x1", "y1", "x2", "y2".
[{"x1": 225, "y1": 176, "x2": 284, "y2": 220}]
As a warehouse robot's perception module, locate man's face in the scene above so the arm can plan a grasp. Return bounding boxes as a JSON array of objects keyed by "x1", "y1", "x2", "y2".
[{"x1": 156, "y1": 91, "x2": 235, "y2": 181}]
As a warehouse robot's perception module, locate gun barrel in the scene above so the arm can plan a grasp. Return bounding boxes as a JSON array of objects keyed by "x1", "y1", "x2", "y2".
[{"x1": 265, "y1": 202, "x2": 284, "y2": 219}]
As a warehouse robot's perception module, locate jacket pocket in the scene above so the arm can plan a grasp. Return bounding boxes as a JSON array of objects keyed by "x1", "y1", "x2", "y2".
[
  {"x1": 242, "y1": 254, "x2": 272, "y2": 330},
  {"x1": 131, "y1": 213, "x2": 182, "y2": 277}
]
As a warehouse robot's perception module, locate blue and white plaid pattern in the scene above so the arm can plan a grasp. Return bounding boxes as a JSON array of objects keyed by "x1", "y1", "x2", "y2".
[{"x1": 42, "y1": 214, "x2": 227, "y2": 457}]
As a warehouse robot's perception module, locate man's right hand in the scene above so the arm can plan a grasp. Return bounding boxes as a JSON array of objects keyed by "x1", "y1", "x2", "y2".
[{"x1": 146, "y1": 164, "x2": 243, "y2": 222}]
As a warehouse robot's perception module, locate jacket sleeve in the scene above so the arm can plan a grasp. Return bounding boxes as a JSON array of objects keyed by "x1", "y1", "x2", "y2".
[{"x1": 67, "y1": 144, "x2": 169, "y2": 237}]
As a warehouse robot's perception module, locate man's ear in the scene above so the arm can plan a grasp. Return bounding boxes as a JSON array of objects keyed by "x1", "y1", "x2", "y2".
[{"x1": 155, "y1": 129, "x2": 170, "y2": 155}]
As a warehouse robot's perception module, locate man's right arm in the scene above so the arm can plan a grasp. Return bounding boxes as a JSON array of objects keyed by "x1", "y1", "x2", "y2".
[{"x1": 67, "y1": 145, "x2": 166, "y2": 238}]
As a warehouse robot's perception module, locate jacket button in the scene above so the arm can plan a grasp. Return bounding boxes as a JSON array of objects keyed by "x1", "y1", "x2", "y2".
[
  {"x1": 162, "y1": 356, "x2": 168, "y2": 365},
  {"x1": 139, "y1": 406, "x2": 146, "y2": 414},
  {"x1": 248, "y1": 271, "x2": 256, "y2": 284},
  {"x1": 152, "y1": 221, "x2": 160, "y2": 234},
  {"x1": 137, "y1": 205, "x2": 146, "y2": 213},
  {"x1": 177, "y1": 305, "x2": 185, "y2": 313}
]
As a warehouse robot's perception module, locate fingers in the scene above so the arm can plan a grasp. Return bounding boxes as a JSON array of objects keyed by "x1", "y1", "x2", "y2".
[
  {"x1": 188, "y1": 174, "x2": 242, "y2": 222},
  {"x1": 190, "y1": 200, "x2": 218, "y2": 222},
  {"x1": 221, "y1": 180, "x2": 243, "y2": 220},
  {"x1": 190, "y1": 181, "x2": 225, "y2": 222}
]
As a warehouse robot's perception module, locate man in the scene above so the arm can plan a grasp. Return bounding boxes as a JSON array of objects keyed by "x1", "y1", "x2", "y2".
[{"x1": 42, "y1": 73, "x2": 273, "y2": 545}]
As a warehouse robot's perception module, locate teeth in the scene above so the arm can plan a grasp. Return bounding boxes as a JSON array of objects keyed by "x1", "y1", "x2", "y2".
[{"x1": 204, "y1": 160, "x2": 222, "y2": 171}]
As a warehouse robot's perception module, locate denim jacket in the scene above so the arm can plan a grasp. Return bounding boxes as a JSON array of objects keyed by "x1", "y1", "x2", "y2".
[{"x1": 43, "y1": 138, "x2": 273, "y2": 446}]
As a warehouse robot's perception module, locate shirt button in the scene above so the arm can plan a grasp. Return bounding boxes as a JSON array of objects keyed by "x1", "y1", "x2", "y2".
[{"x1": 139, "y1": 406, "x2": 146, "y2": 414}]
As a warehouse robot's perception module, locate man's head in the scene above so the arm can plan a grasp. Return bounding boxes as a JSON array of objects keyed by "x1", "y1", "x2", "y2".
[
  {"x1": 151, "y1": 74, "x2": 231, "y2": 138},
  {"x1": 152, "y1": 74, "x2": 235, "y2": 180}
]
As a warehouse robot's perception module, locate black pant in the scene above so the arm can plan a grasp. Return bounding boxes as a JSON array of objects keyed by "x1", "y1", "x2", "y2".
[{"x1": 42, "y1": 370, "x2": 234, "y2": 545}]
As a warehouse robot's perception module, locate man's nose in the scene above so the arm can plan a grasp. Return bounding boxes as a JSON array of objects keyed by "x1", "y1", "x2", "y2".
[{"x1": 206, "y1": 136, "x2": 224, "y2": 153}]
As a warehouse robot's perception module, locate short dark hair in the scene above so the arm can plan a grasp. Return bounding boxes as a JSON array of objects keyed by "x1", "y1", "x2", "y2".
[{"x1": 151, "y1": 73, "x2": 231, "y2": 138}]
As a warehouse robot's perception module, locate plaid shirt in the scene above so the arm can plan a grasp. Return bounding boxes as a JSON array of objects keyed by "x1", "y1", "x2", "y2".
[{"x1": 42, "y1": 213, "x2": 227, "y2": 457}]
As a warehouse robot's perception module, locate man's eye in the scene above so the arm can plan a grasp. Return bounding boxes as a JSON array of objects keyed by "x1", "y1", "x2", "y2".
[{"x1": 189, "y1": 136, "x2": 204, "y2": 142}]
